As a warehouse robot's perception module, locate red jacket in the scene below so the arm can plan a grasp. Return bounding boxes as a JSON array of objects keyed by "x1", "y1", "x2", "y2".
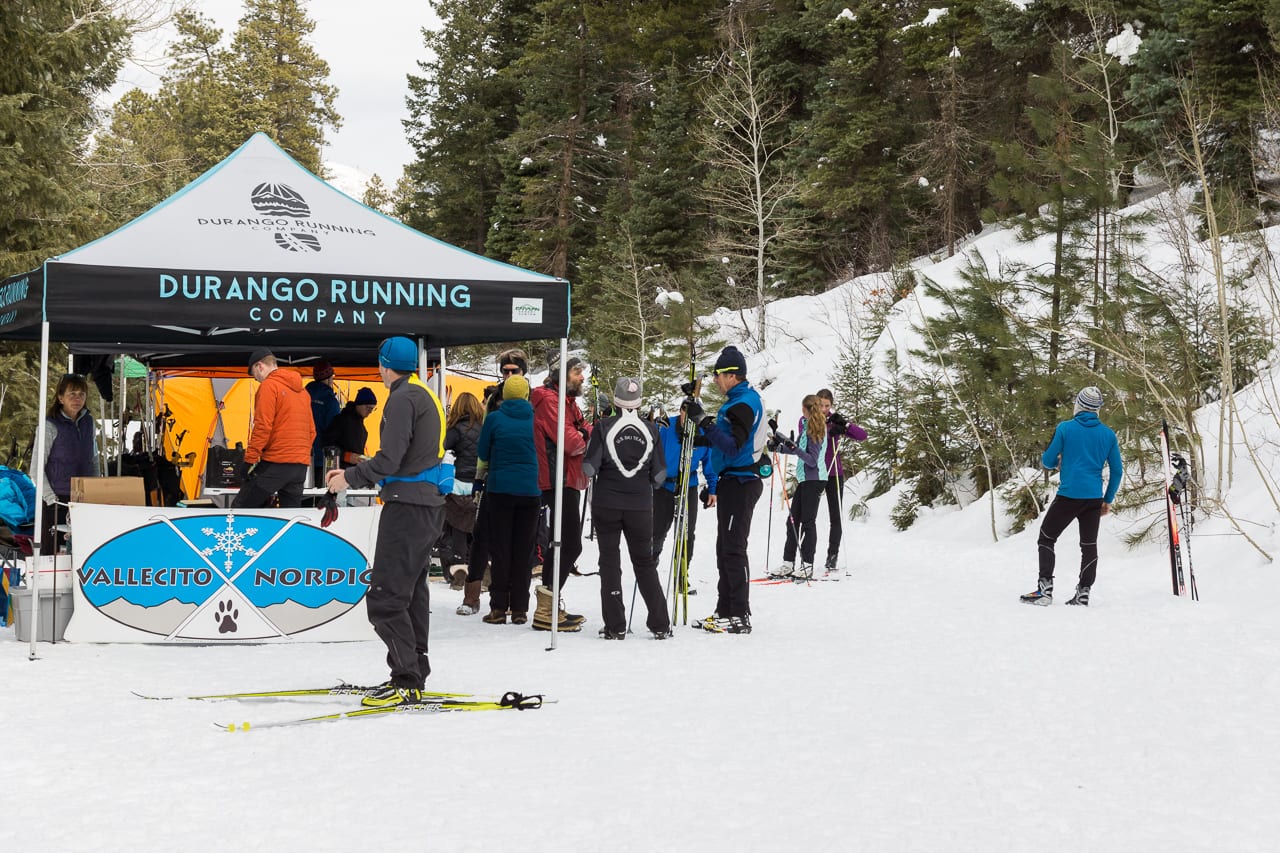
[
  {"x1": 246, "y1": 368, "x2": 315, "y2": 465},
  {"x1": 531, "y1": 382, "x2": 590, "y2": 491}
]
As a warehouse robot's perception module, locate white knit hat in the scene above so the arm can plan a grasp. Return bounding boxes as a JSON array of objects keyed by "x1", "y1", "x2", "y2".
[{"x1": 1075, "y1": 386, "x2": 1104, "y2": 412}]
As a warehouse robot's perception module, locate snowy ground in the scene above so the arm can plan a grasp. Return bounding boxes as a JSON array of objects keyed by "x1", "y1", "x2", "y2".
[{"x1": 4, "y1": 477, "x2": 1278, "y2": 853}]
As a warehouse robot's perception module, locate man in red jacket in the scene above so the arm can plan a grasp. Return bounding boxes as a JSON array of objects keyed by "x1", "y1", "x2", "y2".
[
  {"x1": 234, "y1": 348, "x2": 315, "y2": 509},
  {"x1": 530, "y1": 355, "x2": 590, "y2": 631}
]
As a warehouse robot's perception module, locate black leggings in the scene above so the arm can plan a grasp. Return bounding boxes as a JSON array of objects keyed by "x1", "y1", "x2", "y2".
[{"x1": 1037, "y1": 495, "x2": 1103, "y2": 588}]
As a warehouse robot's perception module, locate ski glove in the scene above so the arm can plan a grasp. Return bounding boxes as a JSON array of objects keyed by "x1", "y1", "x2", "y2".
[
  {"x1": 236, "y1": 460, "x2": 258, "y2": 483},
  {"x1": 829, "y1": 412, "x2": 848, "y2": 431},
  {"x1": 683, "y1": 399, "x2": 705, "y2": 423},
  {"x1": 319, "y1": 491, "x2": 340, "y2": 528}
]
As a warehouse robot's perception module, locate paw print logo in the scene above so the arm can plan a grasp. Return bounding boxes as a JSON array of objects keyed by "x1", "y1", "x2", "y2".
[{"x1": 216, "y1": 599, "x2": 239, "y2": 634}]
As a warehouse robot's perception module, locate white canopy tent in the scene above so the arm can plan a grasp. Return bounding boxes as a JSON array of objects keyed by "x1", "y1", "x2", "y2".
[{"x1": 0, "y1": 134, "x2": 579, "y2": 655}]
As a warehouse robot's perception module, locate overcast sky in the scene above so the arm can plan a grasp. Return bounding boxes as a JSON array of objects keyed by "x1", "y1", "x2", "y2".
[{"x1": 111, "y1": 0, "x2": 442, "y2": 182}]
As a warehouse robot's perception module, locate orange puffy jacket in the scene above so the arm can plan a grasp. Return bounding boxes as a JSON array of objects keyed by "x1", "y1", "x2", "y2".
[{"x1": 245, "y1": 368, "x2": 316, "y2": 465}]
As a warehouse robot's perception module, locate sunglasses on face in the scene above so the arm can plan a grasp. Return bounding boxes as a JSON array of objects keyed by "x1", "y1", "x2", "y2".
[{"x1": 501, "y1": 366, "x2": 521, "y2": 376}]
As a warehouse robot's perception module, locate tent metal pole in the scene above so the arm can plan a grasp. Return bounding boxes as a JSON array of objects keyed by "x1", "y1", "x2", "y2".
[
  {"x1": 438, "y1": 347, "x2": 448, "y2": 407},
  {"x1": 119, "y1": 355, "x2": 127, "y2": 460},
  {"x1": 548, "y1": 338, "x2": 568, "y2": 651},
  {"x1": 28, "y1": 320, "x2": 51, "y2": 660}
]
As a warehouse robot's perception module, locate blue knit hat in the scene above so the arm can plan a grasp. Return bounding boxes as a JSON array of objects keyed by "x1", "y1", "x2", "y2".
[{"x1": 378, "y1": 337, "x2": 418, "y2": 372}]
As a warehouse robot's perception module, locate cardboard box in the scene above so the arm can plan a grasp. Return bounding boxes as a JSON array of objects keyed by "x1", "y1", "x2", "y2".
[{"x1": 71, "y1": 476, "x2": 146, "y2": 506}]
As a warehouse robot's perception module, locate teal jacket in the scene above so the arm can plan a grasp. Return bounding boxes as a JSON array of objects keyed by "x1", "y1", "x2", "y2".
[{"x1": 1042, "y1": 412, "x2": 1123, "y2": 503}]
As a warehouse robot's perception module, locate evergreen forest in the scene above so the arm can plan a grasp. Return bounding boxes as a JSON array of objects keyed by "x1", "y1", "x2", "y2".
[{"x1": 4, "y1": 0, "x2": 1280, "y2": 536}]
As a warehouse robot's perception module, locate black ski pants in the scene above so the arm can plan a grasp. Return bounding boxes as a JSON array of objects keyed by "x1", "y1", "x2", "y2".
[
  {"x1": 1037, "y1": 495, "x2": 1102, "y2": 589},
  {"x1": 595, "y1": 503, "x2": 669, "y2": 634},
  {"x1": 231, "y1": 461, "x2": 307, "y2": 509},
  {"x1": 368, "y1": 501, "x2": 443, "y2": 689},
  {"x1": 782, "y1": 480, "x2": 825, "y2": 565},
  {"x1": 715, "y1": 476, "x2": 763, "y2": 619},
  {"x1": 652, "y1": 485, "x2": 699, "y2": 573},
  {"x1": 485, "y1": 492, "x2": 541, "y2": 614},
  {"x1": 540, "y1": 487, "x2": 582, "y2": 593},
  {"x1": 822, "y1": 473, "x2": 844, "y2": 561}
]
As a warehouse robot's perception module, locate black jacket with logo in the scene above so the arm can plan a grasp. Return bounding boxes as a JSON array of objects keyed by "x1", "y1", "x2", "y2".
[{"x1": 581, "y1": 411, "x2": 666, "y2": 511}]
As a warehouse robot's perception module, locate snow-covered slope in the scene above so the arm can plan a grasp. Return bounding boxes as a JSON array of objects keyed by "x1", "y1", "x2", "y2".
[{"x1": 4, "y1": 192, "x2": 1279, "y2": 852}]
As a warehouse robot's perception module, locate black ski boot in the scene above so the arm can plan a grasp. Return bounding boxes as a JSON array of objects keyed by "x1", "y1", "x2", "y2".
[{"x1": 1065, "y1": 586, "x2": 1090, "y2": 606}]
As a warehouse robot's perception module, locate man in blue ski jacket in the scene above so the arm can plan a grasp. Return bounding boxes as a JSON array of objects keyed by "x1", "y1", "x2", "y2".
[
  {"x1": 684, "y1": 346, "x2": 764, "y2": 634},
  {"x1": 1021, "y1": 386, "x2": 1123, "y2": 607}
]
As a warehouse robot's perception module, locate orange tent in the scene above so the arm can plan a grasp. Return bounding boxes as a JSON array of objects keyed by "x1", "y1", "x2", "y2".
[{"x1": 152, "y1": 367, "x2": 492, "y2": 499}]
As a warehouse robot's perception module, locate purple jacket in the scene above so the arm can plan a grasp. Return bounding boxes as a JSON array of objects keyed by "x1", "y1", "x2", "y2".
[
  {"x1": 42, "y1": 410, "x2": 98, "y2": 501},
  {"x1": 823, "y1": 415, "x2": 867, "y2": 479}
]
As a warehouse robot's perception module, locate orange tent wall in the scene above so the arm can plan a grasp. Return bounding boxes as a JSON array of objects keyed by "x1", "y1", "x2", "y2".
[{"x1": 153, "y1": 369, "x2": 493, "y2": 500}]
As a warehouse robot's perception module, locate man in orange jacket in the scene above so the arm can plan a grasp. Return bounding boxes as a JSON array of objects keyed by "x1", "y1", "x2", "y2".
[{"x1": 233, "y1": 348, "x2": 315, "y2": 509}]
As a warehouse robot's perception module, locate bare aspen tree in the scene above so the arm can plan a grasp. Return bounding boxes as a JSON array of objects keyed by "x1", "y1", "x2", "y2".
[{"x1": 695, "y1": 5, "x2": 805, "y2": 350}]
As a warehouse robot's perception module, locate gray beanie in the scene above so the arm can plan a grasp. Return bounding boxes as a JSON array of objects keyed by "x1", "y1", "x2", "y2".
[
  {"x1": 613, "y1": 377, "x2": 642, "y2": 409},
  {"x1": 1075, "y1": 386, "x2": 1104, "y2": 413}
]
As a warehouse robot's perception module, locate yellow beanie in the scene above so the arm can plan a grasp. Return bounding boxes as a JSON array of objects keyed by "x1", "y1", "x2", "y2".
[{"x1": 502, "y1": 374, "x2": 530, "y2": 400}]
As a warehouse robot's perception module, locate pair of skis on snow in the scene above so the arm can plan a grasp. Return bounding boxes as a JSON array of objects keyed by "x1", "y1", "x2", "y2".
[
  {"x1": 1160, "y1": 420, "x2": 1199, "y2": 600},
  {"x1": 133, "y1": 682, "x2": 547, "y2": 731}
]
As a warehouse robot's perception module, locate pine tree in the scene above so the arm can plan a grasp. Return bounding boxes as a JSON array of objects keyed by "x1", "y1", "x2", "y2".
[
  {"x1": 0, "y1": 0, "x2": 130, "y2": 272},
  {"x1": 223, "y1": 0, "x2": 340, "y2": 174},
  {"x1": 403, "y1": 0, "x2": 534, "y2": 253}
]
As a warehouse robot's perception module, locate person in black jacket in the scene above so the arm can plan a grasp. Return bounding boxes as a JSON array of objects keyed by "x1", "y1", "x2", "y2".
[
  {"x1": 322, "y1": 387, "x2": 378, "y2": 469},
  {"x1": 581, "y1": 377, "x2": 671, "y2": 640},
  {"x1": 326, "y1": 337, "x2": 446, "y2": 708},
  {"x1": 442, "y1": 391, "x2": 483, "y2": 586}
]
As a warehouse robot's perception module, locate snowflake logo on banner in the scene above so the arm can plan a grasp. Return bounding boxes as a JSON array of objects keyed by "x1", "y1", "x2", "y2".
[{"x1": 200, "y1": 513, "x2": 260, "y2": 574}]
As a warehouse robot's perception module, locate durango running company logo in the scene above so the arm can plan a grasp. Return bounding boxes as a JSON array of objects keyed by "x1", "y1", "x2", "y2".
[
  {"x1": 251, "y1": 182, "x2": 320, "y2": 253},
  {"x1": 76, "y1": 512, "x2": 371, "y2": 640}
]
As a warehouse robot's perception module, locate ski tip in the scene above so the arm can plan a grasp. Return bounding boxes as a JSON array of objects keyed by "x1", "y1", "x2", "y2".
[{"x1": 220, "y1": 721, "x2": 251, "y2": 732}]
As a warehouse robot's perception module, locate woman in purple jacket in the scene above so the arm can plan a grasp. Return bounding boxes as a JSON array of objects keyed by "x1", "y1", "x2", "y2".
[
  {"x1": 816, "y1": 388, "x2": 867, "y2": 571},
  {"x1": 31, "y1": 373, "x2": 99, "y2": 553}
]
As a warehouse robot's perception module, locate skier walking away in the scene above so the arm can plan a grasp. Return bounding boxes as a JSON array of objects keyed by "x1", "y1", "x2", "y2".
[
  {"x1": 684, "y1": 346, "x2": 766, "y2": 634},
  {"x1": 530, "y1": 355, "x2": 591, "y2": 632},
  {"x1": 815, "y1": 389, "x2": 867, "y2": 570},
  {"x1": 652, "y1": 401, "x2": 718, "y2": 587},
  {"x1": 772, "y1": 395, "x2": 830, "y2": 580},
  {"x1": 582, "y1": 378, "x2": 671, "y2": 640},
  {"x1": 326, "y1": 337, "x2": 446, "y2": 707},
  {"x1": 1021, "y1": 386, "x2": 1123, "y2": 607}
]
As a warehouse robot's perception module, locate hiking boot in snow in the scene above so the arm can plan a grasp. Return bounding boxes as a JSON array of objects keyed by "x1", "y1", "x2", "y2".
[
  {"x1": 532, "y1": 585, "x2": 585, "y2": 631},
  {"x1": 482, "y1": 609, "x2": 508, "y2": 624},
  {"x1": 1065, "y1": 586, "x2": 1091, "y2": 607},
  {"x1": 448, "y1": 564, "x2": 468, "y2": 590},
  {"x1": 361, "y1": 685, "x2": 423, "y2": 708},
  {"x1": 510, "y1": 611, "x2": 528, "y2": 624},
  {"x1": 769, "y1": 561, "x2": 794, "y2": 579},
  {"x1": 456, "y1": 580, "x2": 482, "y2": 615},
  {"x1": 1020, "y1": 578, "x2": 1053, "y2": 606},
  {"x1": 793, "y1": 562, "x2": 814, "y2": 580},
  {"x1": 598, "y1": 626, "x2": 626, "y2": 640}
]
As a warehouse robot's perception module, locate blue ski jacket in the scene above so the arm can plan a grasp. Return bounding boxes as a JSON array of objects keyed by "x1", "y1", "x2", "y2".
[
  {"x1": 657, "y1": 420, "x2": 717, "y2": 495},
  {"x1": 1042, "y1": 411, "x2": 1123, "y2": 503}
]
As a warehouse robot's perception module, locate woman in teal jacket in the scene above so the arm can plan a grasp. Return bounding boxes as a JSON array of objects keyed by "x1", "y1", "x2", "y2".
[{"x1": 474, "y1": 375, "x2": 541, "y2": 624}]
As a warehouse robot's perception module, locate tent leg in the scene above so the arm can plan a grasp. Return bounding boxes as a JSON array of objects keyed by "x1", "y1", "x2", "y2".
[
  {"x1": 547, "y1": 338, "x2": 568, "y2": 651},
  {"x1": 28, "y1": 320, "x2": 51, "y2": 660}
]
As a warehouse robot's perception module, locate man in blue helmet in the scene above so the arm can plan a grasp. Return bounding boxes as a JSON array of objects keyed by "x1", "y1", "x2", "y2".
[{"x1": 326, "y1": 337, "x2": 447, "y2": 707}]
